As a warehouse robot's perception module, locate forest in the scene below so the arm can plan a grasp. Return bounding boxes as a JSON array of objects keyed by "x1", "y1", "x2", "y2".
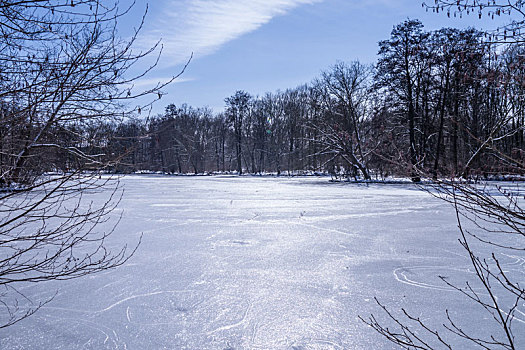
[{"x1": 3, "y1": 19, "x2": 523, "y2": 183}]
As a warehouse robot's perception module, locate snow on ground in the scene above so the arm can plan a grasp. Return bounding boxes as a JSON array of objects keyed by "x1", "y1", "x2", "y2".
[{"x1": 0, "y1": 175, "x2": 523, "y2": 349}]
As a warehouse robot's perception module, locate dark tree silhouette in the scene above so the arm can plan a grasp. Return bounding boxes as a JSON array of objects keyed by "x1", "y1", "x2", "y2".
[
  {"x1": 225, "y1": 90, "x2": 251, "y2": 175},
  {"x1": 312, "y1": 61, "x2": 372, "y2": 180},
  {"x1": 376, "y1": 19, "x2": 431, "y2": 181}
]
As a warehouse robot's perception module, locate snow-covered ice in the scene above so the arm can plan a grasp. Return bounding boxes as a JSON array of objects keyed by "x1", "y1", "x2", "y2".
[{"x1": 1, "y1": 175, "x2": 523, "y2": 349}]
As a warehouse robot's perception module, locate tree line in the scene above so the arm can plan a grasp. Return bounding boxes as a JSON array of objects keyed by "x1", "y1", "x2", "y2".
[{"x1": 4, "y1": 19, "x2": 524, "y2": 182}]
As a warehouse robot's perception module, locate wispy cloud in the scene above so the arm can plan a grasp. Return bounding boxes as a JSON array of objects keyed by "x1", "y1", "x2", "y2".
[
  {"x1": 131, "y1": 77, "x2": 195, "y2": 89},
  {"x1": 139, "y1": 0, "x2": 323, "y2": 67}
]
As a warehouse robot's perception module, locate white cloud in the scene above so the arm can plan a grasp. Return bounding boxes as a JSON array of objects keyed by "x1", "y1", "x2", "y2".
[
  {"x1": 138, "y1": 0, "x2": 323, "y2": 67},
  {"x1": 131, "y1": 77, "x2": 194, "y2": 88}
]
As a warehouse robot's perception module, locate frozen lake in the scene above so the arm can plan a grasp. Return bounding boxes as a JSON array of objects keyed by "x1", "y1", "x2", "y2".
[{"x1": 1, "y1": 175, "x2": 524, "y2": 349}]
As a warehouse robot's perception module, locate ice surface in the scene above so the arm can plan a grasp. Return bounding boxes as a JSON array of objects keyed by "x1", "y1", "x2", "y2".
[{"x1": 0, "y1": 175, "x2": 523, "y2": 349}]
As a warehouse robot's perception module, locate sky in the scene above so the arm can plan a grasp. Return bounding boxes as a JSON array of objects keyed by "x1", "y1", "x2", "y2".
[{"x1": 122, "y1": 0, "x2": 514, "y2": 115}]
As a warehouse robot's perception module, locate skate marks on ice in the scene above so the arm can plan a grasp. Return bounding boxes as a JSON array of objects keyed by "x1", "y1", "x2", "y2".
[
  {"x1": 394, "y1": 252, "x2": 525, "y2": 324},
  {"x1": 393, "y1": 252, "x2": 525, "y2": 292}
]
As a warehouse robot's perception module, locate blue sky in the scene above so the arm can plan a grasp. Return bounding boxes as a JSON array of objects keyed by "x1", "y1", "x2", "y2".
[{"x1": 124, "y1": 0, "x2": 513, "y2": 115}]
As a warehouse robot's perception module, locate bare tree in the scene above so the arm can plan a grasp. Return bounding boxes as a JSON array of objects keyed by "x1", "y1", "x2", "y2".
[
  {"x1": 0, "y1": 0, "x2": 184, "y2": 328},
  {"x1": 361, "y1": 180, "x2": 525, "y2": 349},
  {"x1": 376, "y1": 19, "x2": 431, "y2": 181},
  {"x1": 311, "y1": 61, "x2": 372, "y2": 180},
  {"x1": 423, "y1": 1, "x2": 525, "y2": 43},
  {"x1": 225, "y1": 90, "x2": 251, "y2": 175},
  {"x1": 361, "y1": 3, "x2": 525, "y2": 348}
]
